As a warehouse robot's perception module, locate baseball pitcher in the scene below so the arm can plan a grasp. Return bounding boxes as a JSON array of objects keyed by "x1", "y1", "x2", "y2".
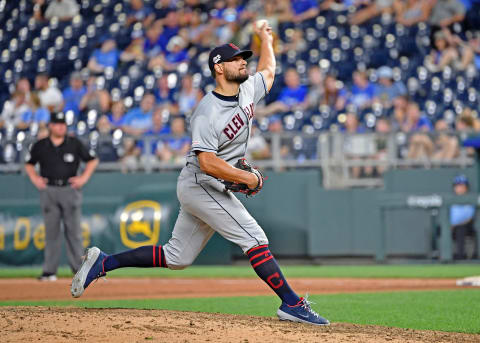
[{"x1": 71, "y1": 22, "x2": 329, "y2": 326}]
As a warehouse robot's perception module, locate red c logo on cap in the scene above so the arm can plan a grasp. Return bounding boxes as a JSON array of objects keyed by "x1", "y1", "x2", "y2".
[{"x1": 229, "y1": 43, "x2": 240, "y2": 50}]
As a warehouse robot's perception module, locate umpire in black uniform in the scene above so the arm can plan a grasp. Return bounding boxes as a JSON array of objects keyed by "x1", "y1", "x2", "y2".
[{"x1": 25, "y1": 112, "x2": 98, "y2": 281}]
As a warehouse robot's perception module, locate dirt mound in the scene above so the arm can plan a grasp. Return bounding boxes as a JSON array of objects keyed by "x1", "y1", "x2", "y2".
[{"x1": 2, "y1": 307, "x2": 478, "y2": 343}]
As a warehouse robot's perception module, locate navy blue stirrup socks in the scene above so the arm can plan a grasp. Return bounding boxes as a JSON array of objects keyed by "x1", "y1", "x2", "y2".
[
  {"x1": 247, "y1": 245, "x2": 301, "y2": 306},
  {"x1": 103, "y1": 246, "x2": 167, "y2": 272}
]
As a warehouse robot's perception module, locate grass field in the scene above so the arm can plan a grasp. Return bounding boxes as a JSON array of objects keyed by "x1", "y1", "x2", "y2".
[
  {"x1": 1, "y1": 291, "x2": 479, "y2": 333},
  {"x1": 1, "y1": 263, "x2": 479, "y2": 279},
  {"x1": 1, "y1": 264, "x2": 479, "y2": 334}
]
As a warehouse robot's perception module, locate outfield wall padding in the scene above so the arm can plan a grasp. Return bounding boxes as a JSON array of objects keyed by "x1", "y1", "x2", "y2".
[{"x1": 0, "y1": 167, "x2": 476, "y2": 266}]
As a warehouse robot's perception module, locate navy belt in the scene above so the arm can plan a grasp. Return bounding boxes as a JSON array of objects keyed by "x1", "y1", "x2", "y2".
[{"x1": 47, "y1": 178, "x2": 69, "y2": 187}]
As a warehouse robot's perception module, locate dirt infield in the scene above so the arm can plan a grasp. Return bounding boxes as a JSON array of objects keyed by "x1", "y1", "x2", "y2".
[
  {"x1": 1, "y1": 277, "x2": 478, "y2": 342},
  {"x1": 2, "y1": 306, "x2": 479, "y2": 343},
  {"x1": 0, "y1": 277, "x2": 461, "y2": 301}
]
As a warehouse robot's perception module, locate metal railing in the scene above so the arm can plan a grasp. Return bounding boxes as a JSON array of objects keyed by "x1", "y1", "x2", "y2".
[{"x1": 1, "y1": 131, "x2": 474, "y2": 189}]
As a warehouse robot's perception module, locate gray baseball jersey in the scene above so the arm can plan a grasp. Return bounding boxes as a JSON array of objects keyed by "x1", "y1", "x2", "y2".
[
  {"x1": 162, "y1": 72, "x2": 269, "y2": 269},
  {"x1": 186, "y1": 72, "x2": 268, "y2": 166}
]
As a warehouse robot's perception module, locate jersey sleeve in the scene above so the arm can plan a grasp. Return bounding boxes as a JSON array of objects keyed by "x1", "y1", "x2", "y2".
[
  {"x1": 76, "y1": 138, "x2": 97, "y2": 162},
  {"x1": 25, "y1": 141, "x2": 40, "y2": 165},
  {"x1": 253, "y1": 72, "x2": 268, "y2": 104},
  {"x1": 190, "y1": 113, "x2": 219, "y2": 153}
]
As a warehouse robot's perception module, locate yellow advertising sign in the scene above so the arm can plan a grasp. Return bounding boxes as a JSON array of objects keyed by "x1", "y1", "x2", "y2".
[
  {"x1": 81, "y1": 222, "x2": 90, "y2": 248},
  {"x1": 14, "y1": 218, "x2": 30, "y2": 250},
  {"x1": 33, "y1": 224, "x2": 45, "y2": 250},
  {"x1": 119, "y1": 200, "x2": 162, "y2": 248}
]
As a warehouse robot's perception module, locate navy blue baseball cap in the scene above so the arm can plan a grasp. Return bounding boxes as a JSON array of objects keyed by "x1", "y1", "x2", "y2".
[
  {"x1": 453, "y1": 174, "x2": 469, "y2": 187},
  {"x1": 208, "y1": 43, "x2": 252, "y2": 72}
]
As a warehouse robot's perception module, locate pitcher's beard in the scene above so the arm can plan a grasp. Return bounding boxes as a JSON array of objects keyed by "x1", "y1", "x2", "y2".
[{"x1": 225, "y1": 69, "x2": 249, "y2": 84}]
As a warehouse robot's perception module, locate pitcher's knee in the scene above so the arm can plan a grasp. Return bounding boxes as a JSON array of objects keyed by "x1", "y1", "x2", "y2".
[
  {"x1": 163, "y1": 244, "x2": 195, "y2": 270},
  {"x1": 167, "y1": 263, "x2": 189, "y2": 270},
  {"x1": 165, "y1": 256, "x2": 194, "y2": 270}
]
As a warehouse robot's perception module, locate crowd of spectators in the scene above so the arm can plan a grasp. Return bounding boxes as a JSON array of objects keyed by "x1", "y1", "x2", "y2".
[{"x1": 1, "y1": 0, "x2": 480, "y2": 174}]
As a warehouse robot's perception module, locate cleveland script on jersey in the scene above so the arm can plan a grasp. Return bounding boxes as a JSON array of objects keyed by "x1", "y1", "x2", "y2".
[{"x1": 187, "y1": 72, "x2": 268, "y2": 166}]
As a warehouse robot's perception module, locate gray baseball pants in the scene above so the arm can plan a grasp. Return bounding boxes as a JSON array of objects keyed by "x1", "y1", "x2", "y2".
[
  {"x1": 39, "y1": 186, "x2": 84, "y2": 274},
  {"x1": 163, "y1": 166, "x2": 269, "y2": 269}
]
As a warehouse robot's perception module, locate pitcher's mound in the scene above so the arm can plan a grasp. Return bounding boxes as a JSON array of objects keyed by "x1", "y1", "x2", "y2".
[{"x1": 2, "y1": 306, "x2": 478, "y2": 343}]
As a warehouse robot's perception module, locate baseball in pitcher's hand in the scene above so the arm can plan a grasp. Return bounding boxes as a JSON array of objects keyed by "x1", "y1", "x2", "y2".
[{"x1": 254, "y1": 22, "x2": 273, "y2": 45}]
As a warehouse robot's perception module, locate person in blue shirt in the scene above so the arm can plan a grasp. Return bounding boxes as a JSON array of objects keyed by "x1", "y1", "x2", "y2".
[
  {"x1": 62, "y1": 72, "x2": 87, "y2": 118},
  {"x1": 257, "y1": 68, "x2": 308, "y2": 116},
  {"x1": 288, "y1": 0, "x2": 320, "y2": 24},
  {"x1": 213, "y1": 0, "x2": 245, "y2": 22},
  {"x1": 404, "y1": 101, "x2": 433, "y2": 132},
  {"x1": 374, "y1": 66, "x2": 407, "y2": 108},
  {"x1": 17, "y1": 92, "x2": 50, "y2": 130},
  {"x1": 339, "y1": 70, "x2": 376, "y2": 110},
  {"x1": 143, "y1": 23, "x2": 163, "y2": 59},
  {"x1": 107, "y1": 101, "x2": 127, "y2": 128},
  {"x1": 136, "y1": 106, "x2": 171, "y2": 158},
  {"x1": 126, "y1": 0, "x2": 154, "y2": 27},
  {"x1": 156, "y1": 11, "x2": 180, "y2": 53},
  {"x1": 122, "y1": 93, "x2": 155, "y2": 136},
  {"x1": 450, "y1": 175, "x2": 478, "y2": 260},
  {"x1": 157, "y1": 116, "x2": 191, "y2": 164},
  {"x1": 277, "y1": 69, "x2": 308, "y2": 107},
  {"x1": 148, "y1": 36, "x2": 189, "y2": 71},
  {"x1": 154, "y1": 74, "x2": 177, "y2": 107},
  {"x1": 87, "y1": 37, "x2": 121, "y2": 74}
]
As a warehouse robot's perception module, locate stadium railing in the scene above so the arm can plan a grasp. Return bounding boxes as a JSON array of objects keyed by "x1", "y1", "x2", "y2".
[{"x1": 0, "y1": 131, "x2": 474, "y2": 189}]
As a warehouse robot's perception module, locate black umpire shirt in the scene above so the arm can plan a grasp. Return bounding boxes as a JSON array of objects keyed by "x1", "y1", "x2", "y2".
[{"x1": 26, "y1": 136, "x2": 96, "y2": 181}]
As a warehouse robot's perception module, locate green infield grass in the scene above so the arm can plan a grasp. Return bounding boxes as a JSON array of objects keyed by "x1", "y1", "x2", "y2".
[
  {"x1": 1, "y1": 290, "x2": 479, "y2": 333},
  {"x1": 0, "y1": 264, "x2": 479, "y2": 279}
]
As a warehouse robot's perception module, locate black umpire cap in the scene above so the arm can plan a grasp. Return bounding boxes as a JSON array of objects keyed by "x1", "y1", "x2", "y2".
[
  {"x1": 208, "y1": 43, "x2": 253, "y2": 72},
  {"x1": 50, "y1": 112, "x2": 66, "y2": 124}
]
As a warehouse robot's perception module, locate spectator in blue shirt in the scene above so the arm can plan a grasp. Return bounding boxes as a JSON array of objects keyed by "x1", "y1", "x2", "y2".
[
  {"x1": 403, "y1": 101, "x2": 433, "y2": 132},
  {"x1": 257, "y1": 68, "x2": 308, "y2": 116},
  {"x1": 157, "y1": 11, "x2": 180, "y2": 53},
  {"x1": 62, "y1": 72, "x2": 87, "y2": 118},
  {"x1": 210, "y1": 0, "x2": 246, "y2": 45},
  {"x1": 17, "y1": 92, "x2": 49, "y2": 130},
  {"x1": 122, "y1": 93, "x2": 156, "y2": 136},
  {"x1": 148, "y1": 36, "x2": 189, "y2": 71},
  {"x1": 450, "y1": 175, "x2": 478, "y2": 259},
  {"x1": 213, "y1": 0, "x2": 245, "y2": 23},
  {"x1": 281, "y1": 0, "x2": 319, "y2": 24},
  {"x1": 154, "y1": 74, "x2": 177, "y2": 108},
  {"x1": 158, "y1": 116, "x2": 191, "y2": 164},
  {"x1": 143, "y1": 22, "x2": 163, "y2": 59},
  {"x1": 277, "y1": 71, "x2": 308, "y2": 107},
  {"x1": 374, "y1": 66, "x2": 407, "y2": 108},
  {"x1": 137, "y1": 106, "x2": 171, "y2": 156},
  {"x1": 126, "y1": 0, "x2": 155, "y2": 27},
  {"x1": 107, "y1": 101, "x2": 126, "y2": 129},
  {"x1": 339, "y1": 70, "x2": 376, "y2": 110},
  {"x1": 87, "y1": 37, "x2": 121, "y2": 74}
]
